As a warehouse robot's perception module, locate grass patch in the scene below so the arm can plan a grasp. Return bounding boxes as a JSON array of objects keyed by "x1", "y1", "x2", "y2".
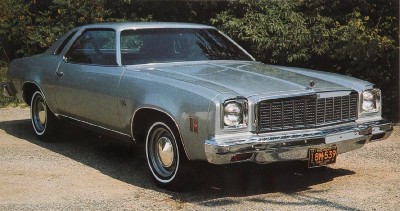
[{"x1": 0, "y1": 65, "x2": 19, "y2": 108}]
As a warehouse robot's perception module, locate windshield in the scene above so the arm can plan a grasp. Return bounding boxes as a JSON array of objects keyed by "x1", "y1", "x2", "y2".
[{"x1": 120, "y1": 28, "x2": 253, "y2": 65}]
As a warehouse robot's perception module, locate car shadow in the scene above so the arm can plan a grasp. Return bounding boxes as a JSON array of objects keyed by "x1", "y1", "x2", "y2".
[{"x1": 0, "y1": 118, "x2": 357, "y2": 209}]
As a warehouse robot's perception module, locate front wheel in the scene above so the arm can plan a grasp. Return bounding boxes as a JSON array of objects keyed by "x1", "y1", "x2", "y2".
[
  {"x1": 30, "y1": 91, "x2": 59, "y2": 141},
  {"x1": 145, "y1": 121, "x2": 190, "y2": 190}
]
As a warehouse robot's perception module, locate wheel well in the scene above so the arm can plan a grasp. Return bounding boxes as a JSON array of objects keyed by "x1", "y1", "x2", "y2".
[
  {"x1": 132, "y1": 108, "x2": 181, "y2": 145},
  {"x1": 22, "y1": 83, "x2": 40, "y2": 106}
]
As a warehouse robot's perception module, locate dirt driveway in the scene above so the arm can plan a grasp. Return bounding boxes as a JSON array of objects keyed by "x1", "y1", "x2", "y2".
[{"x1": 0, "y1": 107, "x2": 399, "y2": 210}]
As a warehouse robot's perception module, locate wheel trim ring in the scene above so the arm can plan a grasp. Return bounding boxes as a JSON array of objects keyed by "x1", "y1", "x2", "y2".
[
  {"x1": 150, "y1": 127, "x2": 176, "y2": 177},
  {"x1": 31, "y1": 92, "x2": 47, "y2": 135}
]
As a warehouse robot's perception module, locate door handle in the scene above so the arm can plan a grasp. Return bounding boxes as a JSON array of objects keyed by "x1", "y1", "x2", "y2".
[{"x1": 56, "y1": 71, "x2": 64, "y2": 77}]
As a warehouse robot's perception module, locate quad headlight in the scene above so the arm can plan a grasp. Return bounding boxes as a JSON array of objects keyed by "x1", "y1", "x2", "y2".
[
  {"x1": 223, "y1": 99, "x2": 248, "y2": 129},
  {"x1": 361, "y1": 88, "x2": 381, "y2": 114}
]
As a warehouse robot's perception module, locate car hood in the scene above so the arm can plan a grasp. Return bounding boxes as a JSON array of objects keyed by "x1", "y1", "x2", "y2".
[{"x1": 126, "y1": 61, "x2": 369, "y2": 98}]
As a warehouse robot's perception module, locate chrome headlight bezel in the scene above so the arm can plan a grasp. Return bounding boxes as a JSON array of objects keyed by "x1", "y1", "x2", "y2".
[
  {"x1": 360, "y1": 88, "x2": 381, "y2": 114},
  {"x1": 222, "y1": 99, "x2": 248, "y2": 129}
]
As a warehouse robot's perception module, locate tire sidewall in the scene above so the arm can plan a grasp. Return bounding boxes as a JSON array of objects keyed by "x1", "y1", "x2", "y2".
[{"x1": 145, "y1": 122, "x2": 180, "y2": 184}]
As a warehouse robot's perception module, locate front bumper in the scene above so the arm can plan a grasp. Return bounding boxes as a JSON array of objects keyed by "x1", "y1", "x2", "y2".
[{"x1": 205, "y1": 120, "x2": 392, "y2": 164}]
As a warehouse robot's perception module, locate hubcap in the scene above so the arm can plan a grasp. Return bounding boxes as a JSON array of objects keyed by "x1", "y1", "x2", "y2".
[
  {"x1": 37, "y1": 102, "x2": 46, "y2": 124},
  {"x1": 157, "y1": 137, "x2": 174, "y2": 167}
]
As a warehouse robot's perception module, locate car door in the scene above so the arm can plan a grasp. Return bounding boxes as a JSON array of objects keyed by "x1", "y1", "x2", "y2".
[{"x1": 53, "y1": 28, "x2": 124, "y2": 131}]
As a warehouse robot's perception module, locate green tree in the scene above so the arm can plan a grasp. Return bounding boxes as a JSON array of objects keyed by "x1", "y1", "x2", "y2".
[
  {"x1": 0, "y1": 0, "x2": 111, "y2": 106},
  {"x1": 212, "y1": 0, "x2": 398, "y2": 118},
  {"x1": 212, "y1": 0, "x2": 330, "y2": 63},
  {"x1": 0, "y1": 0, "x2": 398, "y2": 118},
  {"x1": 0, "y1": 0, "x2": 110, "y2": 61}
]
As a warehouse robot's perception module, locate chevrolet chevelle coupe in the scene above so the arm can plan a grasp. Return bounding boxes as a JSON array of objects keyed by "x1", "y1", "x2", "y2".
[{"x1": 2, "y1": 23, "x2": 393, "y2": 190}]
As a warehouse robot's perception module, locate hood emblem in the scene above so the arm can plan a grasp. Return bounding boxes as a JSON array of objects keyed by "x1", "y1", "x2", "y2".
[{"x1": 309, "y1": 80, "x2": 315, "y2": 89}]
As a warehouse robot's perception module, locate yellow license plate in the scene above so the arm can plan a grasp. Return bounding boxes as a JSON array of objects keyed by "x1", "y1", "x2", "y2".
[{"x1": 308, "y1": 146, "x2": 337, "y2": 168}]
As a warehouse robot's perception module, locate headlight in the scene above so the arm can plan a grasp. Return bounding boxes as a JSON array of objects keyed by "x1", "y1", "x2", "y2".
[
  {"x1": 223, "y1": 100, "x2": 248, "y2": 129},
  {"x1": 361, "y1": 88, "x2": 381, "y2": 114}
]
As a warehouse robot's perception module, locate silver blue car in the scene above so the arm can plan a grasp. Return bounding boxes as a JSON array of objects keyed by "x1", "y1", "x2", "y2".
[{"x1": 2, "y1": 22, "x2": 392, "y2": 190}]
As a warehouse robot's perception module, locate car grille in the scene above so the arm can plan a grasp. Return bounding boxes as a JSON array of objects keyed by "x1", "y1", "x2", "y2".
[{"x1": 258, "y1": 92, "x2": 358, "y2": 132}]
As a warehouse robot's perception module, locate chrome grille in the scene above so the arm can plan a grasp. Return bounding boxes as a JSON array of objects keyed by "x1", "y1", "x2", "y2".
[{"x1": 258, "y1": 93, "x2": 358, "y2": 132}]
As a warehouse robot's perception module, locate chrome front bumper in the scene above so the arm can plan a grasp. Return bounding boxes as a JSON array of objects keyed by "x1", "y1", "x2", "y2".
[{"x1": 205, "y1": 120, "x2": 393, "y2": 164}]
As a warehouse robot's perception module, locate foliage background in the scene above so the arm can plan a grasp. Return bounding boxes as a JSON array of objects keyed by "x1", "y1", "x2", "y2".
[{"x1": 0, "y1": 0, "x2": 398, "y2": 120}]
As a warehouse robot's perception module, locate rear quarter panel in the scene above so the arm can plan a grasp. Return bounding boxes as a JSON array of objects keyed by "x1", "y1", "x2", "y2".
[{"x1": 8, "y1": 54, "x2": 63, "y2": 111}]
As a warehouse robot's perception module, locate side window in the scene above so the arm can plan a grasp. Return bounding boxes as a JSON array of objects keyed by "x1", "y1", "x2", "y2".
[
  {"x1": 121, "y1": 31, "x2": 144, "y2": 65},
  {"x1": 54, "y1": 31, "x2": 77, "y2": 55},
  {"x1": 65, "y1": 29, "x2": 117, "y2": 66},
  {"x1": 121, "y1": 33, "x2": 143, "y2": 53}
]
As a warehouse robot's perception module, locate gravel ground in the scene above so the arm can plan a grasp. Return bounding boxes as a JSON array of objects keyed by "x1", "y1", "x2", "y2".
[{"x1": 0, "y1": 107, "x2": 399, "y2": 210}]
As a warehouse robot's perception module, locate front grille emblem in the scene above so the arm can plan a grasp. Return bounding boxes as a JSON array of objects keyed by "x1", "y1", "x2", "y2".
[{"x1": 309, "y1": 80, "x2": 315, "y2": 89}]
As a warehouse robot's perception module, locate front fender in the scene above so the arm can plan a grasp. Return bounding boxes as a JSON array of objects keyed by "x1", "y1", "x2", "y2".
[{"x1": 118, "y1": 69, "x2": 220, "y2": 160}]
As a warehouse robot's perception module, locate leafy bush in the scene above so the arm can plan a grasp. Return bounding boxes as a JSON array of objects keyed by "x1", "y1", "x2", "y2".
[
  {"x1": 0, "y1": 65, "x2": 18, "y2": 107},
  {"x1": 212, "y1": 0, "x2": 398, "y2": 119},
  {"x1": 0, "y1": 0, "x2": 398, "y2": 118}
]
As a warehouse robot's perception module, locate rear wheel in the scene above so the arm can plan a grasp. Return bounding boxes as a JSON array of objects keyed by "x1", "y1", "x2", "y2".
[
  {"x1": 145, "y1": 121, "x2": 190, "y2": 190},
  {"x1": 30, "y1": 91, "x2": 59, "y2": 141}
]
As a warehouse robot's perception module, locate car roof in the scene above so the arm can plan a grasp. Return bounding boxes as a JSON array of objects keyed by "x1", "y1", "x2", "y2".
[
  {"x1": 74, "y1": 22, "x2": 215, "y2": 31},
  {"x1": 44, "y1": 22, "x2": 217, "y2": 55}
]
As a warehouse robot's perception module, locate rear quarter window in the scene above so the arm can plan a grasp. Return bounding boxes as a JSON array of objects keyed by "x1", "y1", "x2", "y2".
[{"x1": 65, "y1": 29, "x2": 117, "y2": 66}]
